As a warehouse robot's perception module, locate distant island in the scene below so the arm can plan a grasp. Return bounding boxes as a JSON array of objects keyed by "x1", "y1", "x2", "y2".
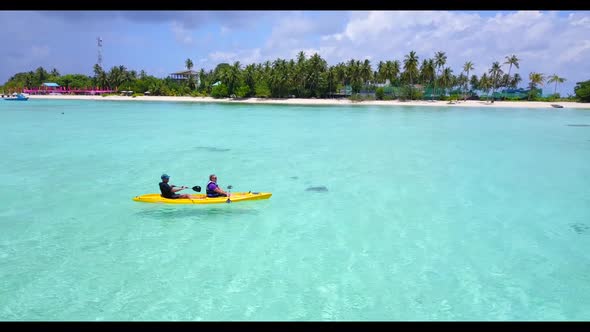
[{"x1": 2, "y1": 51, "x2": 589, "y2": 103}]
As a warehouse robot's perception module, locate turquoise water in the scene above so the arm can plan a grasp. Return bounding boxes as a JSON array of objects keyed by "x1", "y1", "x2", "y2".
[{"x1": 1, "y1": 99, "x2": 590, "y2": 321}]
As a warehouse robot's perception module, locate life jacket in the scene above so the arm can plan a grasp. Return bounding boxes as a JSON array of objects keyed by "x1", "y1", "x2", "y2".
[{"x1": 206, "y1": 181, "x2": 219, "y2": 197}]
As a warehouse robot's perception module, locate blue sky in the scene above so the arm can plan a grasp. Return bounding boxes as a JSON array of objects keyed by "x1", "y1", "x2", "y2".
[{"x1": 1, "y1": 10, "x2": 589, "y2": 94}]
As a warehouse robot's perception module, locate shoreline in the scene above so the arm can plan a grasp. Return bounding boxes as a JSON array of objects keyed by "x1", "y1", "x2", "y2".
[{"x1": 26, "y1": 94, "x2": 590, "y2": 109}]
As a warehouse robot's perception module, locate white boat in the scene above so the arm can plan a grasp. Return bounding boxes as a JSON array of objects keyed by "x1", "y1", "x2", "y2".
[{"x1": 2, "y1": 93, "x2": 29, "y2": 101}]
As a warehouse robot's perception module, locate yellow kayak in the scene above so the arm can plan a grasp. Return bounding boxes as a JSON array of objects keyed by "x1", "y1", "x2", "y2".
[{"x1": 132, "y1": 192, "x2": 272, "y2": 204}]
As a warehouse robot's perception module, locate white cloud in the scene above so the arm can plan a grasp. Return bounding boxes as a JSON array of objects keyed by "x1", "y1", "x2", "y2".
[
  {"x1": 208, "y1": 48, "x2": 262, "y2": 65},
  {"x1": 171, "y1": 21, "x2": 193, "y2": 45},
  {"x1": 264, "y1": 12, "x2": 344, "y2": 51},
  {"x1": 119, "y1": 10, "x2": 590, "y2": 94},
  {"x1": 265, "y1": 16, "x2": 315, "y2": 50},
  {"x1": 559, "y1": 40, "x2": 590, "y2": 63},
  {"x1": 209, "y1": 51, "x2": 236, "y2": 62},
  {"x1": 341, "y1": 11, "x2": 395, "y2": 41},
  {"x1": 310, "y1": 10, "x2": 590, "y2": 93},
  {"x1": 241, "y1": 48, "x2": 262, "y2": 64},
  {"x1": 570, "y1": 16, "x2": 590, "y2": 27}
]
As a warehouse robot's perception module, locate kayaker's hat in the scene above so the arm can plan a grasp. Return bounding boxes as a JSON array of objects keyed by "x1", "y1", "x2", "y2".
[{"x1": 161, "y1": 174, "x2": 170, "y2": 180}]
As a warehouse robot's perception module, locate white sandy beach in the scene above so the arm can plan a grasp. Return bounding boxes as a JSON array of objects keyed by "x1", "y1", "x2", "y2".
[{"x1": 26, "y1": 94, "x2": 590, "y2": 109}]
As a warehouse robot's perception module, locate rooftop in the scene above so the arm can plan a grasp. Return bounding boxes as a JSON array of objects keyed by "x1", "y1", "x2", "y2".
[{"x1": 169, "y1": 70, "x2": 199, "y2": 76}]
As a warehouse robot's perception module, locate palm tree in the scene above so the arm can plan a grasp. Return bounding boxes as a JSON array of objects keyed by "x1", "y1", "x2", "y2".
[
  {"x1": 307, "y1": 53, "x2": 327, "y2": 96},
  {"x1": 470, "y1": 74, "x2": 479, "y2": 92},
  {"x1": 500, "y1": 74, "x2": 511, "y2": 90},
  {"x1": 270, "y1": 58, "x2": 290, "y2": 97},
  {"x1": 529, "y1": 72, "x2": 545, "y2": 88},
  {"x1": 326, "y1": 66, "x2": 338, "y2": 98},
  {"x1": 511, "y1": 73, "x2": 522, "y2": 89},
  {"x1": 381, "y1": 60, "x2": 400, "y2": 86},
  {"x1": 528, "y1": 72, "x2": 545, "y2": 100},
  {"x1": 93, "y1": 64, "x2": 108, "y2": 88},
  {"x1": 128, "y1": 70, "x2": 137, "y2": 80},
  {"x1": 106, "y1": 65, "x2": 129, "y2": 90},
  {"x1": 440, "y1": 67, "x2": 454, "y2": 97},
  {"x1": 456, "y1": 73, "x2": 467, "y2": 100},
  {"x1": 347, "y1": 59, "x2": 363, "y2": 94},
  {"x1": 243, "y1": 64, "x2": 256, "y2": 95},
  {"x1": 98, "y1": 71, "x2": 108, "y2": 89},
  {"x1": 426, "y1": 59, "x2": 436, "y2": 98},
  {"x1": 296, "y1": 51, "x2": 306, "y2": 65},
  {"x1": 392, "y1": 60, "x2": 401, "y2": 85},
  {"x1": 185, "y1": 58, "x2": 193, "y2": 71},
  {"x1": 403, "y1": 51, "x2": 419, "y2": 100},
  {"x1": 50, "y1": 68, "x2": 60, "y2": 77},
  {"x1": 125, "y1": 70, "x2": 137, "y2": 90},
  {"x1": 375, "y1": 61, "x2": 385, "y2": 83},
  {"x1": 488, "y1": 62, "x2": 503, "y2": 102},
  {"x1": 335, "y1": 63, "x2": 346, "y2": 89},
  {"x1": 479, "y1": 73, "x2": 491, "y2": 98},
  {"x1": 463, "y1": 61, "x2": 474, "y2": 101},
  {"x1": 93, "y1": 64, "x2": 103, "y2": 87},
  {"x1": 433, "y1": 51, "x2": 447, "y2": 99},
  {"x1": 93, "y1": 64, "x2": 103, "y2": 77},
  {"x1": 419, "y1": 59, "x2": 435, "y2": 93},
  {"x1": 417, "y1": 59, "x2": 431, "y2": 97},
  {"x1": 24, "y1": 71, "x2": 34, "y2": 88},
  {"x1": 547, "y1": 74, "x2": 566, "y2": 96},
  {"x1": 35, "y1": 66, "x2": 49, "y2": 85},
  {"x1": 263, "y1": 60, "x2": 271, "y2": 75},
  {"x1": 224, "y1": 61, "x2": 242, "y2": 95},
  {"x1": 503, "y1": 55, "x2": 520, "y2": 99},
  {"x1": 504, "y1": 54, "x2": 520, "y2": 78},
  {"x1": 294, "y1": 51, "x2": 307, "y2": 97},
  {"x1": 198, "y1": 68, "x2": 207, "y2": 91},
  {"x1": 183, "y1": 59, "x2": 196, "y2": 91},
  {"x1": 360, "y1": 59, "x2": 373, "y2": 86}
]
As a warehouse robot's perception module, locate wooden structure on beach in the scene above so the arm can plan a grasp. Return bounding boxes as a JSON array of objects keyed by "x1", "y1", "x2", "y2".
[{"x1": 168, "y1": 70, "x2": 200, "y2": 84}]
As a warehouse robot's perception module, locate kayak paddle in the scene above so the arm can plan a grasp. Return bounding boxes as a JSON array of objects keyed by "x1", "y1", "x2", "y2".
[
  {"x1": 226, "y1": 185, "x2": 233, "y2": 203},
  {"x1": 172, "y1": 185, "x2": 201, "y2": 192}
]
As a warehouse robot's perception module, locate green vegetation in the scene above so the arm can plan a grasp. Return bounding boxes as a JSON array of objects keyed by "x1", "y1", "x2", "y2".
[
  {"x1": 375, "y1": 87, "x2": 385, "y2": 100},
  {"x1": 547, "y1": 74, "x2": 566, "y2": 96},
  {"x1": 4, "y1": 67, "x2": 61, "y2": 91},
  {"x1": 211, "y1": 83, "x2": 229, "y2": 98},
  {"x1": 2, "y1": 50, "x2": 584, "y2": 102},
  {"x1": 574, "y1": 80, "x2": 590, "y2": 102},
  {"x1": 527, "y1": 72, "x2": 545, "y2": 100}
]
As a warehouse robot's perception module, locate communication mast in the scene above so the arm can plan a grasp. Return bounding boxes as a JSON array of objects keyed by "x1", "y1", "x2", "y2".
[{"x1": 97, "y1": 37, "x2": 103, "y2": 67}]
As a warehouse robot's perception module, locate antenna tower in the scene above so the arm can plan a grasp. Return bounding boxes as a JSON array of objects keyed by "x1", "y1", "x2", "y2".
[{"x1": 97, "y1": 37, "x2": 103, "y2": 67}]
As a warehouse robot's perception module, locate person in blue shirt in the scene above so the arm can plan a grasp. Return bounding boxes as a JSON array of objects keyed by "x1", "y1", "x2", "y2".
[{"x1": 206, "y1": 174, "x2": 229, "y2": 197}]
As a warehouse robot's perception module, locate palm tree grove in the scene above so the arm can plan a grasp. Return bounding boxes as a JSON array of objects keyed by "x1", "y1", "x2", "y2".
[{"x1": 2, "y1": 51, "x2": 589, "y2": 102}]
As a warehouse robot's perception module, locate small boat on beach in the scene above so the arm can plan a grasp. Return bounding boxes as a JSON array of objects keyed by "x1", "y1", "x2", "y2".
[
  {"x1": 551, "y1": 104, "x2": 564, "y2": 109},
  {"x1": 2, "y1": 93, "x2": 29, "y2": 101}
]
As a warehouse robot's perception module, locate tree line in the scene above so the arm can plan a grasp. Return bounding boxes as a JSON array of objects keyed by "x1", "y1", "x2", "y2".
[{"x1": 2, "y1": 50, "x2": 588, "y2": 102}]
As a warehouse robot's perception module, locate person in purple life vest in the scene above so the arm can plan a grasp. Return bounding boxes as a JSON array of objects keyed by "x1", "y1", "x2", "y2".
[{"x1": 206, "y1": 174, "x2": 230, "y2": 198}]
